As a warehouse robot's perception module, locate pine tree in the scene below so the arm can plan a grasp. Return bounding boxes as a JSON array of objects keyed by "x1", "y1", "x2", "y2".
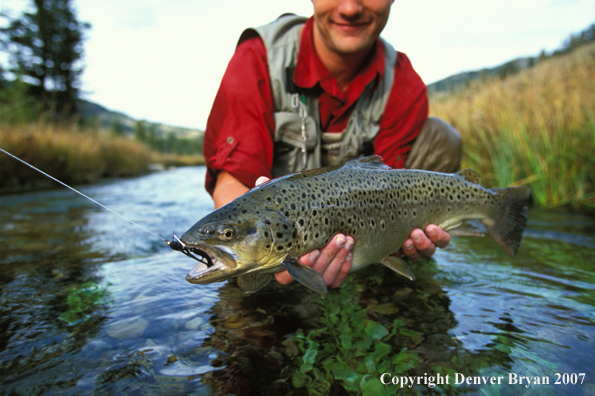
[{"x1": 0, "y1": 0, "x2": 90, "y2": 116}]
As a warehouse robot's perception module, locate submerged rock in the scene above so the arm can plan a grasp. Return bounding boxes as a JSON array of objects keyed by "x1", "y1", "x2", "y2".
[{"x1": 105, "y1": 316, "x2": 149, "y2": 340}]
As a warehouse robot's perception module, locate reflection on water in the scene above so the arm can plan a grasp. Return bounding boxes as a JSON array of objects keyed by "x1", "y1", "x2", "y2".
[{"x1": 0, "y1": 166, "x2": 594, "y2": 395}]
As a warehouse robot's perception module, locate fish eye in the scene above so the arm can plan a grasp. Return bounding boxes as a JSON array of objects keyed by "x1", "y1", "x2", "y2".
[{"x1": 217, "y1": 226, "x2": 235, "y2": 240}]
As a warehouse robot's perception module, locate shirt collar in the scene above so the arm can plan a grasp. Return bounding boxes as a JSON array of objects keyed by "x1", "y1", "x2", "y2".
[{"x1": 293, "y1": 17, "x2": 386, "y2": 103}]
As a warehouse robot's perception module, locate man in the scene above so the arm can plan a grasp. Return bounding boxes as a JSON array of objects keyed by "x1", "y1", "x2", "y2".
[{"x1": 203, "y1": 0, "x2": 461, "y2": 288}]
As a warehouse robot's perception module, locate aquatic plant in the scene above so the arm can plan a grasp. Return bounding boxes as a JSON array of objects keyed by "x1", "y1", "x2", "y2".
[{"x1": 59, "y1": 281, "x2": 109, "y2": 326}]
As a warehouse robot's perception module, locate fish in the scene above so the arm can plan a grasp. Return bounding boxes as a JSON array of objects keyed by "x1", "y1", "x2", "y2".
[{"x1": 177, "y1": 156, "x2": 531, "y2": 298}]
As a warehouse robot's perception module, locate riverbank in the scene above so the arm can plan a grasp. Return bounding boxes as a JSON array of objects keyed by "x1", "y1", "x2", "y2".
[
  {"x1": 0, "y1": 122, "x2": 205, "y2": 192},
  {"x1": 430, "y1": 42, "x2": 595, "y2": 210}
]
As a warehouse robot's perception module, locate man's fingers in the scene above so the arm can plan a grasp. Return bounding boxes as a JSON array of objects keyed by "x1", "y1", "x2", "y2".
[
  {"x1": 274, "y1": 249, "x2": 320, "y2": 285},
  {"x1": 274, "y1": 235, "x2": 354, "y2": 287},
  {"x1": 330, "y1": 252, "x2": 352, "y2": 288},
  {"x1": 255, "y1": 176, "x2": 270, "y2": 186},
  {"x1": 426, "y1": 224, "x2": 450, "y2": 248},
  {"x1": 402, "y1": 226, "x2": 450, "y2": 261},
  {"x1": 312, "y1": 235, "x2": 353, "y2": 285}
]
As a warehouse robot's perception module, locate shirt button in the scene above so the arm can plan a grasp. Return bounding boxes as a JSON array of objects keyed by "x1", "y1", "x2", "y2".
[{"x1": 226, "y1": 137, "x2": 234, "y2": 144}]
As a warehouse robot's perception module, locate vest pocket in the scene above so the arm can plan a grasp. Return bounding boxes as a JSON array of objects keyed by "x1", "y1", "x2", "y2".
[{"x1": 273, "y1": 112, "x2": 318, "y2": 150}]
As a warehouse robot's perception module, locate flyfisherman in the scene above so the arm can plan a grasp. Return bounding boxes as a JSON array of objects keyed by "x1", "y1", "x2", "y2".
[{"x1": 203, "y1": 0, "x2": 461, "y2": 288}]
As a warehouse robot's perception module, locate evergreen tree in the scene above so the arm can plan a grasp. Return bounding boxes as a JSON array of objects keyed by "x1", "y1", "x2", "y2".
[{"x1": 0, "y1": 0, "x2": 90, "y2": 115}]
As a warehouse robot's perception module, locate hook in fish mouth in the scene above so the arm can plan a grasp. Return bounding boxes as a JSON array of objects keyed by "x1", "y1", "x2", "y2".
[{"x1": 167, "y1": 234, "x2": 214, "y2": 268}]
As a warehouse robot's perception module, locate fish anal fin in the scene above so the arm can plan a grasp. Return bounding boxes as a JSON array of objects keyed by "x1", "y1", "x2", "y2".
[
  {"x1": 456, "y1": 169, "x2": 482, "y2": 185},
  {"x1": 281, "y1": 258, "x2": 328, "y2": 298},
  {"x1": 381, "y1": 256, "x2": 416, "y2": 281},
  {"x1": 446, "y1": 220, "x2": 487, "y2": 237},
  {"x1": 237, "y1": 273, "x2": 273, "y2": 293}
]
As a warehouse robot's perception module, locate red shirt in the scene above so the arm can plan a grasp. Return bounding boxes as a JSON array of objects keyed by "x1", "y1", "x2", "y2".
[{"x1": 204, "y1": 17, "x2": 428, "y2": 196}]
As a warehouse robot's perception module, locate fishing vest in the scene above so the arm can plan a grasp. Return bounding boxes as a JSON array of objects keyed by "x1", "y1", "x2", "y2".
[{"x1": 238, "y1": 15, "x2": 397, "y2": 177}]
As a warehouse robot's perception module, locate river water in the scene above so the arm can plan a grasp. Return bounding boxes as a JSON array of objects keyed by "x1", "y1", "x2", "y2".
[{"x1": 0, "y1": 166, "x2": 593, "y2": 395}]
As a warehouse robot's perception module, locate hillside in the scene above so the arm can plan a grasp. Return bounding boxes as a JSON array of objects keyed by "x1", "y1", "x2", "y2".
[
  {"x1": 427, "y1": 23, "x2": 595, "y2": 96},
  {"x1": 77, "y1": 98, "x2": 203, "y2": 141}
]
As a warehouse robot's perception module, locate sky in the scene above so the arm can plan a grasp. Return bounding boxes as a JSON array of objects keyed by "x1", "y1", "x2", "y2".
[{"x1": 1, "y1": 0, "x2": 593, "y2": 130}]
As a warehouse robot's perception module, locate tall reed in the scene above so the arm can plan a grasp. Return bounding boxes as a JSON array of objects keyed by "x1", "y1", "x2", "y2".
[
  {"x1": 430, "y1": 43, "x2": 595, "y2": 209},
  {"x1": 0, "y1": 121, "x2": 155, "y2": 190}
]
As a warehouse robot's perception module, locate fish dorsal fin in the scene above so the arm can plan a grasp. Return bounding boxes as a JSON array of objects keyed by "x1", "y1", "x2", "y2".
[
  {"x1": 345, "y1": 155, "x2": 390, "y2": 170},
  {"x1": 281, "y1": 257, "x2": 328, "y2": 298},
  {"x1": 456, "y1": 169, "x2": 482, "y2": 185},
  {"x1": 237, "y1": 273, "x2": 273, "y2": 293},
  {"x1": 381, "y1": 256, "x2": 416, "y2": 281}
]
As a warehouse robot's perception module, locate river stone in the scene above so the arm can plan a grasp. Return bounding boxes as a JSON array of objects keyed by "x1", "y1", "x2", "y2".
[
  {"x1": 106, "y1": 316, "x2": 149, "y2": 340},
  {"x1": 185, "y1": 316, "x2": 206, "y2": 331}
]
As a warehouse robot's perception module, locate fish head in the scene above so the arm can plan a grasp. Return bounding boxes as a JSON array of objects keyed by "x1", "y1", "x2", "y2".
[{"x1": 180, "y1": 207, "x2": 296, "y2": 284}]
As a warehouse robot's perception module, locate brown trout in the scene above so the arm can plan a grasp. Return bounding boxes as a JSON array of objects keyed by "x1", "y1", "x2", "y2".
[{"x1": 175, "y1": 156, "x2": 531, "y2": 297}]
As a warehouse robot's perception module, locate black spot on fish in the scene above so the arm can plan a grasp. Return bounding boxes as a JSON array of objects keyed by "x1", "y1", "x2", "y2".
[
  {"x1": 276, "y1": 246, "x2": 284, "y2": 251},
  {"x1": 276, "y1": 232, "x2": 284, "y2": 239}
]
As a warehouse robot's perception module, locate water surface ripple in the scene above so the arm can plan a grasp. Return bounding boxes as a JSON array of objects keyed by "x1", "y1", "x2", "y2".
[{"x1": 0, "y1": 167, "x2": 593, "y2": 395}]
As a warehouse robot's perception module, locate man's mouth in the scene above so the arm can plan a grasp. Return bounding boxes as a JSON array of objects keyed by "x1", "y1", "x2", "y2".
[{"x1": 333, "y1": 19, "x2": 371, "y2": 31}]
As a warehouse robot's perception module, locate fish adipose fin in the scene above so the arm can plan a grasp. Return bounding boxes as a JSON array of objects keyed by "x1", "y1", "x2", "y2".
[
  {"x1": 381, "y1": 256, "x2": 416, "y2": 281},
  {"x1": 281, "y1": 258, "x2": 328, "y2": 298},
  {"x1": 482, "y1": 186, "x2": 532, "y2": 256},
  {"x1": 237, "y1": 274, "x2": 273, "y2": 293},
  {"x1": 456, "y1": 169, "x2": 482, "y2": 185}
]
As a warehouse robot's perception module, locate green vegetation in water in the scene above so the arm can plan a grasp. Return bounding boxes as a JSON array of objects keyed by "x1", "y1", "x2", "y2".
[
  {"x1": 288, "y1": 263, "x2": 520, "y2": 395},
  {"x1": 59, "y1": 281, "x2": 109, "y2": 326}
]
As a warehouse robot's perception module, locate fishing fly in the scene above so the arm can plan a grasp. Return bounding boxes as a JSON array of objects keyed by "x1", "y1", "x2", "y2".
[{"x1": 166, "y1": 235, "x2": 214, "y2": 267}]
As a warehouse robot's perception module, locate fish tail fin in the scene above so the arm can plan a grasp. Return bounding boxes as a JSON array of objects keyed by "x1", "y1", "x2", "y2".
[{"x1": 482, "y1": 186, "x2": 531, "y2": 256}]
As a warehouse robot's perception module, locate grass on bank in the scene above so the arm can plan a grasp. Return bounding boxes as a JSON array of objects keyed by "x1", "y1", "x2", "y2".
[
  {"x1": 430, "y1": 42, "x2": 595, "y2": 209},
  {"x1": 0, "y1": 122, "x2": 205, "y2": 191}
]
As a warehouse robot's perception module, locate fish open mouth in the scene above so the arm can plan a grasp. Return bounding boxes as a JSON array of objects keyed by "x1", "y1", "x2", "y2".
[{"x1": 167, "y1": 234, "x2": 230, "y2": 284}]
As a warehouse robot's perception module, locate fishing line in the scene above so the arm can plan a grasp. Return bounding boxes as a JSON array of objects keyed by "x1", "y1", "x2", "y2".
[{"x1": 0, "y1": 147, "x2": 168, "y2": 243}]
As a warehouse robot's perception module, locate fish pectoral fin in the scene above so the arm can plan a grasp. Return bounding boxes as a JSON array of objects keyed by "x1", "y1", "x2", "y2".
[
  {"x1": 281, "y1": 258, "x2": 328, "y2": 298},
  {"x1": 236, "y1": 274, "x2": 273, "y2": 293},
  {"x1": 381, "y1": 256, "x2": 416, "y2": 281}
]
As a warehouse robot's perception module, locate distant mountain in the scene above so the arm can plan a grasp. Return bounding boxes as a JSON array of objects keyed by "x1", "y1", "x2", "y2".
[
  {"x1": 427, "y1": 23, "x2": 595, "y2": 96},
  {"x1": 77, "y1": 98, "x2": 203, "y2": 140}
]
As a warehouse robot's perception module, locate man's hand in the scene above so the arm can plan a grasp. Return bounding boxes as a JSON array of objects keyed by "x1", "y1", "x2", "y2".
[
  {"x1": 274, "y1": 233, "x2": 354, "y2": 288},
  {"x1": 397, "y1": 225, "x2": 451, "y2": 261}
]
